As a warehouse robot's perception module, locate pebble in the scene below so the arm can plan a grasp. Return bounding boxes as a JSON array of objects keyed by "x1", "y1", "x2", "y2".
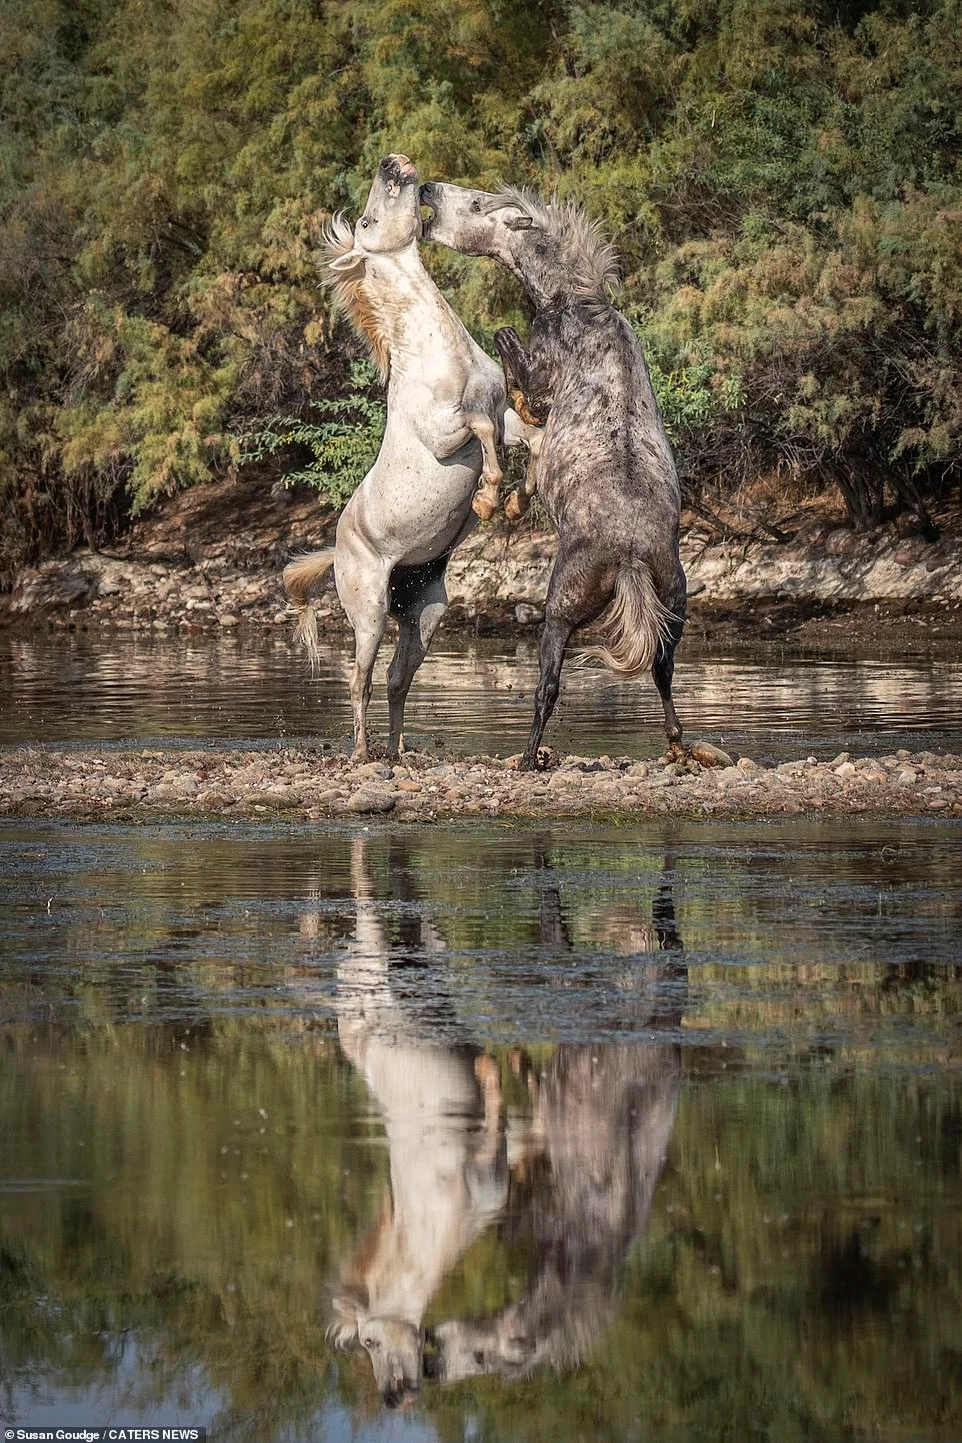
[{"x1": 342, "y1": 789, "x2": 397, "y2": 815}]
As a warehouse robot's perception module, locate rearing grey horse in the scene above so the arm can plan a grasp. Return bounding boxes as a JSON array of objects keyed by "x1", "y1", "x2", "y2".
[
  {"x1": 421, "y1": 182, "x2": 687, "y2": 769},
  {"x1": 284, "y1": 156, "x2": 540, "y2": 762}
]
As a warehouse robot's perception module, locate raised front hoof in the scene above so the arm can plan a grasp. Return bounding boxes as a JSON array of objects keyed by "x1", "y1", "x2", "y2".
[
  {"x1": 504, "y1": 489, "x2": 529, "y2": 522},
  {"x1": 471, "y1": 489, "x2": 499, "y2": 521}
]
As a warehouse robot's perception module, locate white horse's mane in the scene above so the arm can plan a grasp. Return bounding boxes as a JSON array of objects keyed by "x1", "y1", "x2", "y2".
[
  {"x1": 320, "y1": 212, "x2": 391, "y2": 381},
  {"x1": 489, "y1": 186, "x2": 621, "y2": 299}
]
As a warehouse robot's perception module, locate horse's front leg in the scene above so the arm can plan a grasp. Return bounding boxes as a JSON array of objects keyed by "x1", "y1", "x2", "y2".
[
  {"x1": 503, "y1": 408, "x2": 543, "y2": 522},
  {"x1": 494, "y1": 328, "x2": 552, "y2": 421},
  {"x1": 336, "y1": 536, "x2": 391, "y2": 763},
  {"x1": 496, "y1": 330, "x2": 549, "y2": 522},
  {"x1": 464, "y1": 411, "x2": 503, "y2": 521}
]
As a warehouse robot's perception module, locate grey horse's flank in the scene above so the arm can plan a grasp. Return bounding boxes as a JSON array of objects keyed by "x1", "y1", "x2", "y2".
[
  {"x1": 421, "y1": 181, "x2": 687, "y2": 768},
  {"x1": 283, "y1": 155, "x2": 540, "y2": 763}
]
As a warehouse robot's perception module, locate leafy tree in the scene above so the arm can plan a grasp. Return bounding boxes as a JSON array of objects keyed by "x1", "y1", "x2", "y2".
[{"x1": 2, "y1": 0, "x2": 961, "y2": 585}]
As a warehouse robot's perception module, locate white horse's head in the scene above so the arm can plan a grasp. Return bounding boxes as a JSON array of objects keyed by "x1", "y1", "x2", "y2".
[
  {"x1": 321, "y1": 155, "x2": 423, "y2": 378},
  {"x1": 329, "y1": 1292, "x2": 422, "y2": 1409},
  {"x1": 329, "y1": 154, "x2": 421, "y2": 274}
]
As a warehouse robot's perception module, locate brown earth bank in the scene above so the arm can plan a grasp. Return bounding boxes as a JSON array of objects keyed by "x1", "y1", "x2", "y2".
[
  {"x1": 2, "y1": 744, "x2": 961, "y2": 824},
  {"x1": 2, "y1": 470, "x2": 962, "y2": 653}
]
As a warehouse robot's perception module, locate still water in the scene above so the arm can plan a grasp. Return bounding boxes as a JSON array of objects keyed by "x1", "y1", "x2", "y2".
[
  {"x1": 2, "y1": 629, "x2": 962, "y2": 760},
  {"x1": 1, "y1": 816, "x2": 961, "y2": 1441}
]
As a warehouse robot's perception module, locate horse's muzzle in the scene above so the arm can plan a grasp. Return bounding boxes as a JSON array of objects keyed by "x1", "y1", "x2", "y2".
[{"x1": 380, "y1": 154, "x2": 418, "y2": 188}]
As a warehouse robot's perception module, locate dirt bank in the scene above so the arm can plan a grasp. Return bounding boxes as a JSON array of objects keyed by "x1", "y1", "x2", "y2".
[
  {"x1": 3, "y1": 471, "x2": 962, "y2": 653},
  {"x1": 3, "y1": 745, "x2": 960, "y2": 823}
]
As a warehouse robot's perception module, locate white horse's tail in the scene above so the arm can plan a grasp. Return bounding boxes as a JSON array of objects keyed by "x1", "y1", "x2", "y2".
[
  {"x1": 282, "y1": 550, "x2": 337, "y2": 666},
  {"x1": 578, "y1": 561, "x2": 676, "y2": 677}
]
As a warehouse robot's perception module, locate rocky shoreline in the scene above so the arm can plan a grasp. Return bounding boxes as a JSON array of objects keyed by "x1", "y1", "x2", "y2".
[
  {"x1": 3, "y1": 744, "x2": 960, "y2": 823},
  {"x1": 3, "y1": 472, "x2": 962, "y2": 651}
]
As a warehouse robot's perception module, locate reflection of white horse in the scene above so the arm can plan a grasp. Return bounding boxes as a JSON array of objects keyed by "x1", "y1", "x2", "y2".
[
  {"x1": 284, "y1": 153, "x2": 540, "y2": 763},
  {"x1": 329, "y1": 838, "x2": 507, "y2": 1409}
]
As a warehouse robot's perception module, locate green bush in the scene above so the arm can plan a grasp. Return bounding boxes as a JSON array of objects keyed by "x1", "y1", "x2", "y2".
[{"x1": 238, "y1": 360, "x2": 385, "y2": 506}]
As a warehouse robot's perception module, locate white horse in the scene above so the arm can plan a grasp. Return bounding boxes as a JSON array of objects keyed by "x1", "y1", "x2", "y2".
[
  {"x1": 284, "y1": 154, "x2": 540, "y2": 762},
  {"x1": 329, "y1": 836, "x2": 507, "y2": 1409}
]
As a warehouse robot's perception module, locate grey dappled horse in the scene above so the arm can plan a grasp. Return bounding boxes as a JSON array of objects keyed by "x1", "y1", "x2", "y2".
[
  {"x1": 283, "y1": 156, "x2": 540, "y2": 762},
  {"x1": 422, "y1": 181, "x2": 687, "y2": 769}
]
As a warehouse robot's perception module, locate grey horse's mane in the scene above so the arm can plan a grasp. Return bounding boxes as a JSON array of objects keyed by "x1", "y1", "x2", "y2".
[{"x1": 486, "y1": 186, "x2": 620, "y2": 299}]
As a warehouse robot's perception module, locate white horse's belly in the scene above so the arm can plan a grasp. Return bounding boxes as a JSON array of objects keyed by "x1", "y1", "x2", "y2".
[{"x1": 342, "y1": 441, "x2": 481, "y2": 566}]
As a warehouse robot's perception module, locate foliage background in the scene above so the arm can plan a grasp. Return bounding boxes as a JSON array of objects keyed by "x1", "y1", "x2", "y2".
[{"x1": 2, "y1": 0, "x2": 961, "y2": 583}]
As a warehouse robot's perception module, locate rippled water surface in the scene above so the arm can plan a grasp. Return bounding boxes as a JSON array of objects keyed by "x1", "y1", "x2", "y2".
[
  {"x1": 1, "y1": 816, "x2": 960, "y2": 1441},
  {"x1": 2, "y1": 630, "x2": 962, "y2": 759}
]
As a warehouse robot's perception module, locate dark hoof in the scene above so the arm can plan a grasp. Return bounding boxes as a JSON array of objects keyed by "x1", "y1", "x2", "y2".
[{"x1": 517, "y1": 746, "x2": 557, "y2": 773}]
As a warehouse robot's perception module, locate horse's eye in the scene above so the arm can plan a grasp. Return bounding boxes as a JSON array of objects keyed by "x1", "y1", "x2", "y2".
[
  {"x1": 363, "y1": 1336, "x2": 379, "y2": 1350},
  {"x1": 470, "y1": 199, "x2": 481, "y2": 213},
  {"x1": 360, "y1": 219, "x2": 369, "y2": 229}
]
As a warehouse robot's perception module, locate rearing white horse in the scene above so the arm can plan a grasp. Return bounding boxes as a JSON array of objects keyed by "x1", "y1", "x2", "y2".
[{"x1": 284, "y1": 154, "x2": 540, "y2": 762}]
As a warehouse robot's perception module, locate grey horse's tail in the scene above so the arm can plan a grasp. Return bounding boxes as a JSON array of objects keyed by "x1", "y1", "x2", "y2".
[
  {"x1": 282, "y1": 550, "x2": 337, "y2": 666},
  {"x1": 578, "y1": 561, "x2": 676, "y2": 677}
]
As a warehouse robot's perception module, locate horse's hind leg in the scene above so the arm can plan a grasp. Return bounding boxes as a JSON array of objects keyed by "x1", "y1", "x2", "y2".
[
  {"x1": 349, "y1": 615, "x2": 387, "y2": 763},
  {"x1": 520, "y1": 552, "x2": 618, "y2": 770},
  {"x1": 521, "y1": 615, "x2": 576, "y2": 770},
  {"x1": 652, "y1": 637, "x2": 683, "y2": 748},
  {"x1": 651, "y1": 568, "x2": 687, "y2": 751},
  {"x1": 386, "y1": 562, "x2": 448, "y2": 759}
]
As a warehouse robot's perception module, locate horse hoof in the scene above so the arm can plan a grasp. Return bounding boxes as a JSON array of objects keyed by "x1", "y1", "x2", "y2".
[
  {"x1": 504, "y1": 491, "x2": 527, "y2": 522},
  {"x1": 472, "y1": 492, "x2": 497, "y2": 521}
]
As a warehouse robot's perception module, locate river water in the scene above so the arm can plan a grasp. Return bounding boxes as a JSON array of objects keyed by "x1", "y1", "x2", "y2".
[
  {"x1": 1, "y1": 632, "x2": 961, "y2": 1441},
  {"x1": 2, "y1": 628, "x2": 962, "y2": 759}
]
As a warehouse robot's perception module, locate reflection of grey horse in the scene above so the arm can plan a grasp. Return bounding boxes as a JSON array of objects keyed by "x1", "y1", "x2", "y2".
[
  {"x1": 421, "y1": 181, "x2": 687, "y2": 768},
  {"x1": 424, "y1": 865, "x2": 684, "y2": 1384},
  {"x1": 328, "y1": 837, "x2": 507, "y2": 1409},
  {"x1": 283, "y1": 155, "x2": 540, "y2": 763}
]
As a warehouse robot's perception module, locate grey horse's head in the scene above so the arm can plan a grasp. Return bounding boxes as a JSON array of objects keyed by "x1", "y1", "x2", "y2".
[
  {"x1": 419, "y1": 181, "x2": 536, "y2": 263},
  {"x1": 420, "y1": 181, "x2": 619, "y2": 307}
]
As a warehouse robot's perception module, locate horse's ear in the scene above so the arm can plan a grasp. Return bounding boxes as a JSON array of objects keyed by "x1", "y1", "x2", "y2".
[
  {"x1": 328, "y1": 249, "x2": 365, "y2": 275},
  {"x1": 332, "y1": 1293, "x2": 362, "y2": 1323},
  {"x1": 504, "y1": 213, "x2": 537, "y2": 232}
]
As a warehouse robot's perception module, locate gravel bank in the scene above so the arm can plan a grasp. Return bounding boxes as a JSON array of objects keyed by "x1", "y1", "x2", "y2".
[{"x1": 3, "y1": 745, "x2": 960, "y2": 823}]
